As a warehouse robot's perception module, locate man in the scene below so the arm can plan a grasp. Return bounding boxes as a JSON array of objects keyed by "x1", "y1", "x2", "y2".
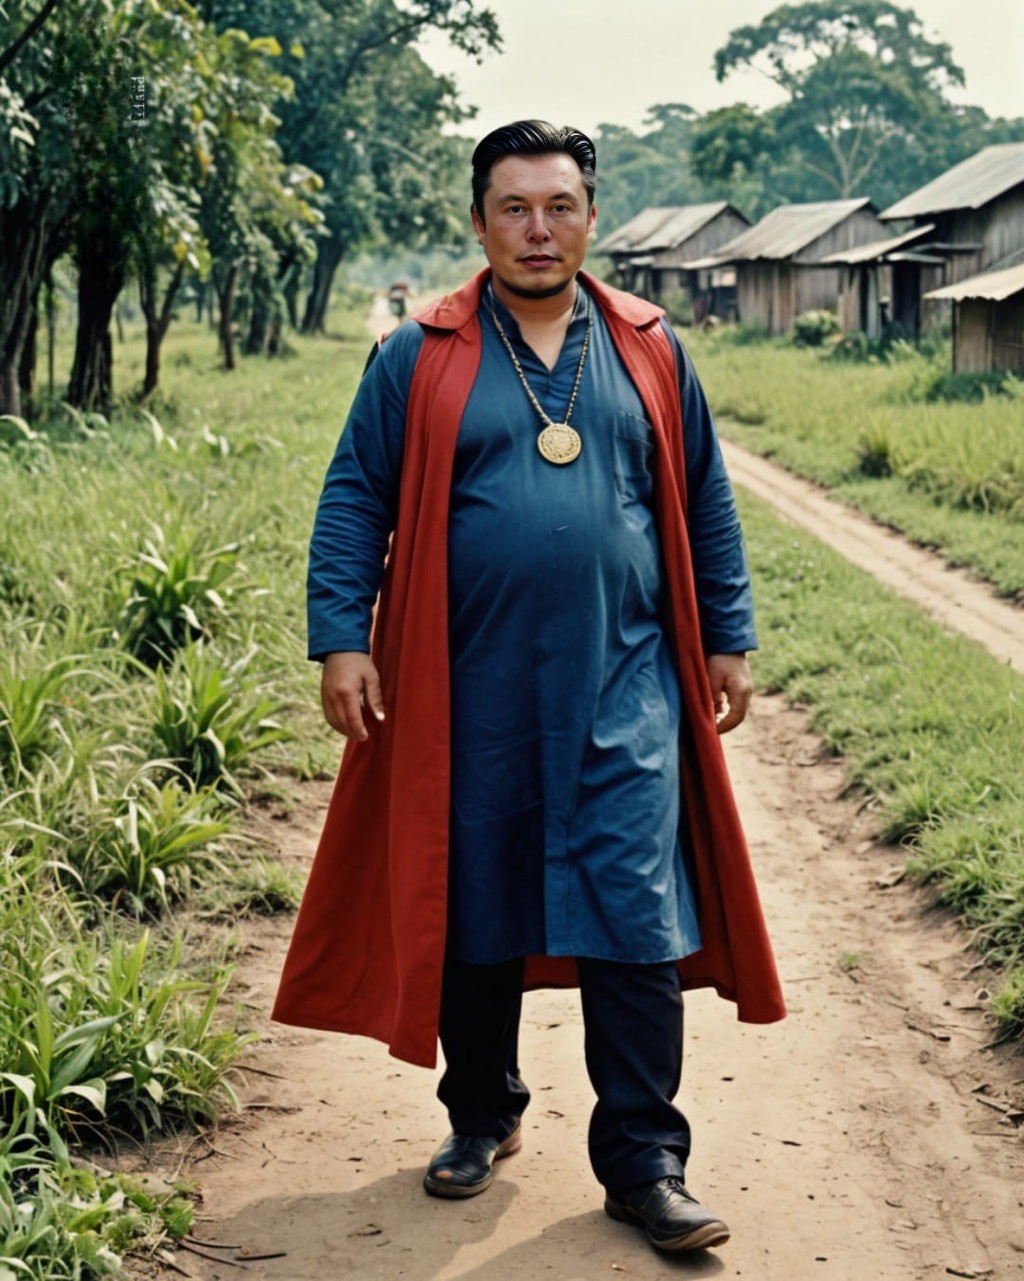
[{"x1": 274, "y1": 120, "x2": 784, "y2": 1254}]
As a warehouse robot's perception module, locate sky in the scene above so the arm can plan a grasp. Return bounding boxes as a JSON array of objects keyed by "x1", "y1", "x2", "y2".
[{"x1": 419, "y1": 0, "x2": 1024, "y2": 142}]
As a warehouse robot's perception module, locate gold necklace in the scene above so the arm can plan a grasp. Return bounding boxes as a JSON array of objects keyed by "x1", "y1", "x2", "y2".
[{"x1": 488, "y1": 298, "x2": 592, "y2": 465}]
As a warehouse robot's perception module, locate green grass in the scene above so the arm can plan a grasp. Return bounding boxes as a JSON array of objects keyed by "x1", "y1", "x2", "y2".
[
  {"x1": 689, "y1": 332, "x2": 1024, "y2": 600},
  {"x1": 741, "y1": 491, "x2": 1024, "y2": 1034},
  {"x1": 1, "y1": 297, "x2": 371, "y2": 1276},
  {"x1": 6, "y1": 292, "x2": 1024, "y2": 1273}
]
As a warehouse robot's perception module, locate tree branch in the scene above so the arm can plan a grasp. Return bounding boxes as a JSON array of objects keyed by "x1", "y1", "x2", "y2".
[{"x1": 0, "y1": 0, "x2": 65, "y2": 77}]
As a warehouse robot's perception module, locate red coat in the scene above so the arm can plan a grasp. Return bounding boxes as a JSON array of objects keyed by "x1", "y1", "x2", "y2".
[{"x1": 272, "y1": 270, "x2": 786, "y2": 1067}]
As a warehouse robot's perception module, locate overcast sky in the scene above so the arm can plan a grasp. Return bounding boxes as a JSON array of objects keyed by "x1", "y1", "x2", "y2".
[{"x1": 419, "y1": 0, "x2": 1024, "y2": 142}]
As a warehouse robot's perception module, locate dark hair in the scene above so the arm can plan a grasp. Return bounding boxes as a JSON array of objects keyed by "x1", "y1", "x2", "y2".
[{"x1": 471, "y1": 119, "x2": 597, "y2": 222}]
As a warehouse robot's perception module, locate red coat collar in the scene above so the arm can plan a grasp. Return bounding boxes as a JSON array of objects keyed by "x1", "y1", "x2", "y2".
[{"x1": 415, "y1": 267, "x2": 665, "y2": 333}]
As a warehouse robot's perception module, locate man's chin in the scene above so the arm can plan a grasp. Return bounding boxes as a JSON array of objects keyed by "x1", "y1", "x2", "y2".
[{"x1": 496, "y1": 270, "x2": 576, "y2": 301}]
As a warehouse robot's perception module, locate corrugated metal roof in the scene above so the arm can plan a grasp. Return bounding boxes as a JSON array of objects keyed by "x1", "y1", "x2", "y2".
[
  {"x1": 882, "y1": 143, "x2": 1024, "y2": 220},
  {"x1": 593, "y1": 207, "x2": 681, "y2": 255},
  {"x1": 630, "y1": 202, "x2": 738, "y2": 252},
  {"x1": 818, "y1": 223, "x2": 936, "y2": 265},
  {"x1": 696, "y1": 199, "x2": 872, "y2": 263},
  {"x1": 924, "y1": 262, "x2": 1024, "y2": 302}
]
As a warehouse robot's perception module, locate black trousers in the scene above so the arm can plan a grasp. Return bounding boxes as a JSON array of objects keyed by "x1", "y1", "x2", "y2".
[{"x1": 437, "y1": 954, "x2": 690, "y2": 1194}]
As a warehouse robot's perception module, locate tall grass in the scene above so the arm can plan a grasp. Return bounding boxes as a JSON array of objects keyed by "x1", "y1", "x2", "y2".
[
  {"x1": 741, "y1": 492, "x2": 1024, "y2": 1035},
  {"x1": 1, "y1": 301, "x2": 369, "y2": 1275},
  {"x1": 689, "y1": 331, "x2": 1024, "y2": 598}
]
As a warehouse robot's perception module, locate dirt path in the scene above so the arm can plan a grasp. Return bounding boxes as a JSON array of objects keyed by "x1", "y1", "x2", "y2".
[
  {"x1": 142, "y1": 697, "x2": 1023, "y2": 1281},
  {"x1": 720, "y1": 438, "x2": 1024, "y2": 675},
  {"x1": 131, "y1": 317, "x2": 1024, "y2": 1279}
]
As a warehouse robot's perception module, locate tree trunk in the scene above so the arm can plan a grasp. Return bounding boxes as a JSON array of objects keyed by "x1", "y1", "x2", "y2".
[
  {"x1": 0, "y1": 194, "x2": 53, "y2": 419},
  {"x1": 18, "y1": 302, "x2": 37, "y2": 403},
  {"x1": 45, "y1": 266, "x2": 56, "y2": 398},
  {"x1": 301, "y1": 239, "x2": 342, "y2": 334},
  {"x1": 243, "y1": 266, "x2": 273, "y2": 356},
  {"x1": 67, "y1": 229, "x2": 126, "y2": 412},
  {"x1": 214, "y1": 263, "x2": 239, "y2": 371},
  {"x1": 138, "y1": 250, "x2": 185, "y2": 398}
]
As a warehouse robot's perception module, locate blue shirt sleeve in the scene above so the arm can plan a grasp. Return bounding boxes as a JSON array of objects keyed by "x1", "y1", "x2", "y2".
[
  {"x1": 661, "y1": 319, "x2": 758, "y2": 654},
  {"x1": 306, "y1": 322, "x2": 425, "y2": 660}
]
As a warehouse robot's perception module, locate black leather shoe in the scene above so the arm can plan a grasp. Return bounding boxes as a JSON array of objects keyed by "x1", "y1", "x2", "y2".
[
  {"x1": 605, "y1": 1176, "x2": 730, "y2": 1251},
  {"x1": 422, "y1": 1124, "x2": 522, "y2": 1199}
]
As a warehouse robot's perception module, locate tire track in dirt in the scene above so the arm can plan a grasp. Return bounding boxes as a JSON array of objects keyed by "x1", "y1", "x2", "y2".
[{"x1": 720, "y1": 436, "x2": 1024, "y2": 675}]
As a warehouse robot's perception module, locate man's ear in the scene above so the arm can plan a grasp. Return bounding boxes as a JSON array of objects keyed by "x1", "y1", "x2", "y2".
[
  {"x1": 471, "y1": 205, "x2": 486, "y2": 242},
  {"x1": 587, "y1": 202, "x2": 597, "y2": 236}
]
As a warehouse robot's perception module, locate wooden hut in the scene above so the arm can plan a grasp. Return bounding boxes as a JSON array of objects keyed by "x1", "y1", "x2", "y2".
[
  {"x1": 923, "y1": 261, "x2": 1024, "y2": 374},
  {"x1": 881, "y1": 143, "x2": 1024, "y2": 303},
  {"x1": 593, "y1": 203, "x2": 750, "y2": 315},
  {"x1": 819, "y1": 224, "x2": 937, "y2": 338},
  {"x1": 686, "y1": 199, "x2": 890, "y2": 335}
]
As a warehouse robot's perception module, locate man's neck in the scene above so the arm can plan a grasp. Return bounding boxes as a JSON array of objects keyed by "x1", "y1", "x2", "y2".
[{"x1": 490, "y1": 274, "x2": 579, "y2": 329}]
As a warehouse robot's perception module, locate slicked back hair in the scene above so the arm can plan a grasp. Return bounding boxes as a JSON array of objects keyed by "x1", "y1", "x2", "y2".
[{"x1": 471, "y1": 120, "x2": 597, "y2": 224}]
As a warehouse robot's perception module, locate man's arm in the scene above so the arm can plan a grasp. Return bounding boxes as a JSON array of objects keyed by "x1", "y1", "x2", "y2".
[
  {"x1": 308, "y1": 323, "x2": 424, "y2": 735},
  {"x1": 663, "y1": 322, "x2": 757, "y2": 733}
]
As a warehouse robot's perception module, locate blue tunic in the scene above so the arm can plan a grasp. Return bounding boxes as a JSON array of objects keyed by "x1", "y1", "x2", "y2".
[{"x1": 307, "y1": 283, "x2": 757, "y2": 967}]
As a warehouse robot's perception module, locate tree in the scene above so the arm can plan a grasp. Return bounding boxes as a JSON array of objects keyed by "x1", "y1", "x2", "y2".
[
  {"x1": 690, "y1": 104, "x2": 778, "y2": 218},
  {"x1": 198, "y1": 0, "x2": 501, "y2": 333},
  {"x1": 713, "y1": 1, "x2": 966, "y2": 203}
]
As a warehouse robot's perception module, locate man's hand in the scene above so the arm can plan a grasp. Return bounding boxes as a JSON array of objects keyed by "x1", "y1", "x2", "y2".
[
  {"x1": 321, "y1": 651, "x2": 385, "y2": 741},
  {"x1": 705, "y1": 652, "x2": 753, "y2": 735}
]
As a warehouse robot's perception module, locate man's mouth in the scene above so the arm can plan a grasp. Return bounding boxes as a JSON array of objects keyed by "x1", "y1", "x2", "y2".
[{"x1": 520, "y1": 254, "x2": 559, "y2": 266}]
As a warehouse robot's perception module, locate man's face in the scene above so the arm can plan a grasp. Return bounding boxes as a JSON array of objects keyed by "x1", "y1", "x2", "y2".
[{"x1": 471, "y1": 153, "x2": 596, "y2": 301}]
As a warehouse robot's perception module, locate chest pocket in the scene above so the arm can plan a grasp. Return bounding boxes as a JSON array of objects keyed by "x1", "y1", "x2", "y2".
[{"x1": 612, "y1": 410, "x2": 655, "y2": 504}]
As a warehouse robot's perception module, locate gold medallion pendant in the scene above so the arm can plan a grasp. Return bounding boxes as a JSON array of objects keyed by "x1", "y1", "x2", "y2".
[{"x1": 537, "y1": 423, "x2": 582, "y2": 465}]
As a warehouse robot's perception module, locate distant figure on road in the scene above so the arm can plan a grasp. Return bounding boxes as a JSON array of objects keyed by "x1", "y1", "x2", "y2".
[
  {"x1": 274, "y1": 119, "x2": 785, "y2": 1255},
  {"x1": 387, "y1": 280, "x2": 410, "y2": 320}
]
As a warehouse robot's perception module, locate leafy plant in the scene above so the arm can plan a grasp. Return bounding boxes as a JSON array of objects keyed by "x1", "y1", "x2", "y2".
[
  {"x1": 0, "y1": 654, "x2": 84, "y2": 780},
  {"x1": 0, "y1": 928, "x2": 250, "y2": 1148},
  {"x1": 792, "y1": 309, "x2": 840, "y2": 348},
  {"x1": 115, "y1": 527, "x2": 242, "y2": 668},
  {"x1": 150, "y1": 644, "x2": 291, "y2": 794},
  {"x1": 68, "y1": 773, "x2": 233, "y2": 916}
]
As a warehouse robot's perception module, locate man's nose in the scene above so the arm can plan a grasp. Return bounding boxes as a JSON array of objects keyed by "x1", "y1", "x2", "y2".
[{"x1": 525, "y1": 209, "x2": 551, "y2": 241}]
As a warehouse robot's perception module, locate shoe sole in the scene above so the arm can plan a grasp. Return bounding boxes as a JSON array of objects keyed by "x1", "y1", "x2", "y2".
[
  {"x1": 423, "y1": 1128, "x2": 522, "y2": 1199},
  {"x1": 604, "y1": 1197, "x2": 731, "y2": 1252}
]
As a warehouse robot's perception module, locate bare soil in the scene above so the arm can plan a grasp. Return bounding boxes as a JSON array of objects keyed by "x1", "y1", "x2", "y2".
[
  {"x1": 135, "y1": 696, "x2": 1024, "y2": 1281},
  {"x1": 720, "y1": 438, "x2": 1024, "y2": 675},
  {"x1": 128, "y1": 325, "x2": 1024, "y2": 1280}
]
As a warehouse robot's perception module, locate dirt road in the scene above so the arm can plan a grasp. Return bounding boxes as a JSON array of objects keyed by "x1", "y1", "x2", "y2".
[
  {"x1": 154, "y1": 695, "x2": 1023, "y2": 1281},
  {"x1": 140, "y1": 343, "x2": 1024, "y2": 1280},
  {"x1": 721, "y1": 438, "x2": 1024, "y2": 674}
]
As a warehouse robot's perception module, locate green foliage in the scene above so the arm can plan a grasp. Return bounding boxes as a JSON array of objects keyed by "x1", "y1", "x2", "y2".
[
  {"x1": 150, "y1": 644, "x2": 291, "y2": 794},
  {"x1": 0, "y1": 923, "x2": 249, "y2": 1147},
  {"x1": 741, "y1": 493, "x2": 1024, "y2": 1035},
  {"x1": 690, "y1": 331, "x2": 1024, "y2": 595},
  {"x1": 791, "y1": 310, "x2": 840, "y2": 348},
  {"x1": 920, "y1": 368, "x2": 1024, "y2": 405},
  {"x1": 115, "y1": 528, "x2": 242, "y2": 668},
  {"x1": 713, "y1": 0, "x2": 966, "y2": 203},
  {"x1": 0, "y1": 653, "x2": 83, "y2": 779},
  {"x1": 68, "y1": 775, "x2": 233, "y2": 916}
]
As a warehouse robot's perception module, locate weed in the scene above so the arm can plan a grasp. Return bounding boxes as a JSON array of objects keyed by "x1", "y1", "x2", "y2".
[
  {"x1": 69, "y1": 773, "x2": 234, "y2": 916},
  {"x1": 150, "y1": 644, "x2": 291, "y2": 794},
  {"x1": 115, "y1": 527, "x2": 242, "y2": 669}
]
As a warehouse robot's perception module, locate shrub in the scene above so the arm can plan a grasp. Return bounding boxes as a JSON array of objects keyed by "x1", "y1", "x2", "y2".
[
  {"x1": 68, "y1": 773, "x2": 233, "y2": 916},
  {"x1": 150, "y1": 644, "x2": 291, "y2": 794},
  {"x1": 115, "y1": 528, "x2": 242, "y2": 669},
  {"x1": 792, "y1": 309, "x2": 840, "y2": 348}
]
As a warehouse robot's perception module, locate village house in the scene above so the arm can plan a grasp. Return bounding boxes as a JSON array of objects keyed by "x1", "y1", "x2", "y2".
[
  {"x1": 684, "y1": 199, "x2": 891, "y2": 335},
  {"x1": 923, "y1": 258, "x2": 1024, "y2": 375},
  {"x1": 819, "y1": 224, "x2": 939, "y2": 339},
  {"x1": 592, "y1": 202, "x2": 750, "y2": 318},
  {"x1": 880, "y1": 143, "x2": 1024, "y2": 295}
]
